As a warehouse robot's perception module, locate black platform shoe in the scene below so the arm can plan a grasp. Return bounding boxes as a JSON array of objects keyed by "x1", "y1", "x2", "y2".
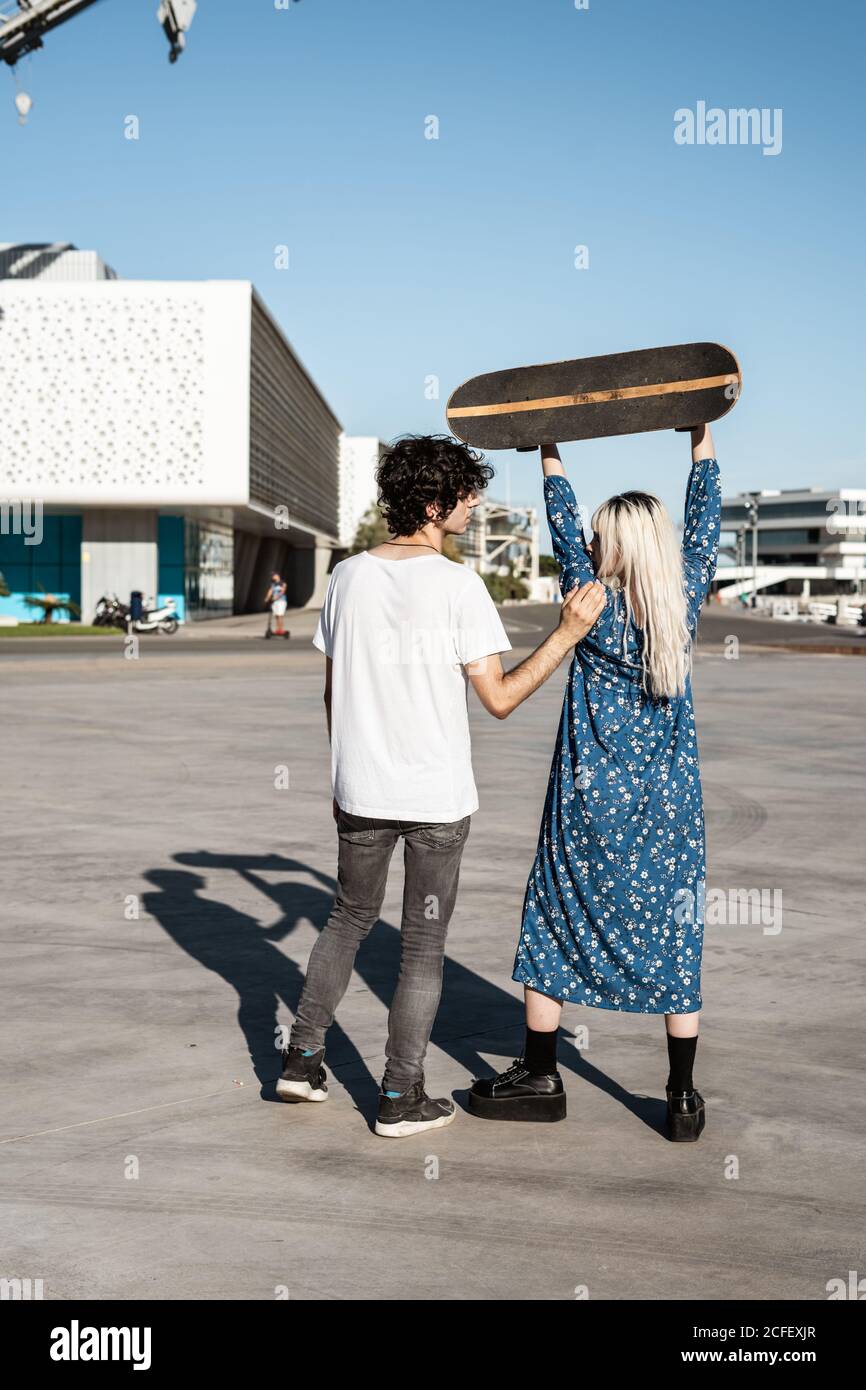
[
  {"x1": 666, "y1": 1087, "x2": 705, "y2": 1142},
  {"x1": 469, "y1": 1059, "x2": 566, "y2": 1122}
]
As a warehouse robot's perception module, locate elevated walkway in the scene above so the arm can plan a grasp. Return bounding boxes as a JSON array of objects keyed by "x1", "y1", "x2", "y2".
[{"x1": 716, "y1": 564, "x2": 865, "y2": 602}]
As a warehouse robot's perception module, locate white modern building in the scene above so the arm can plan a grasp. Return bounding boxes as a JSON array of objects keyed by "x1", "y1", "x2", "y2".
[
  {"x1": 0, "y1": 248, "x2": 343, "y2": 621},
  {"x1": 718, "y1": 487, "x2": 866, "y2": 601},
  {"x1": 0, "y1": 241, "x2": 118, "y2": 282},
  {"x1": 338, "y1": 435, "x2": 385, "y2": 547},
  {"x1": 456, "y1": 498, "x2": 544, "y2": 595}
]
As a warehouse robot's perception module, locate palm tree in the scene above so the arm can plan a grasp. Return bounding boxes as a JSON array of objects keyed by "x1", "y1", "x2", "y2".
[
  {"x1": 0, "y1": 571, "x2": 9, "y2": 598},
  {"x1": 22, "y1": 582, "x2": 81, "y2": 624}
]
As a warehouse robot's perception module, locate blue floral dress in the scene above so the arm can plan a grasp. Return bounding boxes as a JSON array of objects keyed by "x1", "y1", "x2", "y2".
[{"x1": 512, "y1": 459, "x2": 721, "y2": 1014}]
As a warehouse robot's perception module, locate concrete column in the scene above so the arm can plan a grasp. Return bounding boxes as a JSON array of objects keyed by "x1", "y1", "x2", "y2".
[
  {"x1": 309, "y1": 544, "x2": 334, "y2": 607},
  {"x1": 285, "y1": 543, "x2": 335, "y2": 608},
  {"x1": 81, "y1": 510, "x2": 158, "y2": 623}
]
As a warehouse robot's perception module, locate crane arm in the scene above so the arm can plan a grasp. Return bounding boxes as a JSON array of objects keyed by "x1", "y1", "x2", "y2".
[
  {"x1": 0, "y1": 0, "x2": 196, "y2": 66},
  {"x1": 1, "y1": 0, "x2": 102, "y2": 65}
]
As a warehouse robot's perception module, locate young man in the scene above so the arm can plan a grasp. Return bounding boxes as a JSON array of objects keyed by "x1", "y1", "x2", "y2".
[{"x1": 278, "y1": 435, "x2": 605, "y2": 1137}]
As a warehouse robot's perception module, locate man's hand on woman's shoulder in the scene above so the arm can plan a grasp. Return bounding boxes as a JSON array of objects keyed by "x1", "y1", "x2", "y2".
[{"x1": 558, "y1": 581, "x2": 606, "y2": 643}]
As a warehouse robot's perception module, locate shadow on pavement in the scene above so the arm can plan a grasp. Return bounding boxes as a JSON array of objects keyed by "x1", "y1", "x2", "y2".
[{"x1": 142, "y1": 850, "x2": 667, "y2": 1137}]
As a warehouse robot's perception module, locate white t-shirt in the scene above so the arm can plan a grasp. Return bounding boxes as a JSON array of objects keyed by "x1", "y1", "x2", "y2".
[{"x1": 313, "y1": 552, "x2": 512, "y2": 822}]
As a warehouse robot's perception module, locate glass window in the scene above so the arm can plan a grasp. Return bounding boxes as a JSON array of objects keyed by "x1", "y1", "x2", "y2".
[{"x1": 183, "y1": 519, "x2": 234, "y2": 619}]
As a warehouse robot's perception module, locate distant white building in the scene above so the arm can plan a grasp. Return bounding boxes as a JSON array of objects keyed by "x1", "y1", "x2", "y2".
[
  {"x1": 0, "y1": 246, "x2": 342, "y2": 621},
  {"x1": 456, "y1": 498, "x2": 543, "y2": 594},
  {"x1": 0, "y1": 241, "x2": 117, "y2": 281},
  {"x1": 719, "y1": 487, "x2": 866, "y2": 600},
  {"x1": 338, "y1": 435, "x2": 385, "y2": 547}
]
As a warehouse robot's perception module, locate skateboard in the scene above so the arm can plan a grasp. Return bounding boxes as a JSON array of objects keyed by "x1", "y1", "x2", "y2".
[{"x1": 446, "y1": 342, "x2": 741, "y2": 450}]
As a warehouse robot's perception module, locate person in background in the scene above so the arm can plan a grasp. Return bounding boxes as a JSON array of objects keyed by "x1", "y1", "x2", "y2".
[{"x1": 265, "y1": 572, "x2": 288, "y2": 639}]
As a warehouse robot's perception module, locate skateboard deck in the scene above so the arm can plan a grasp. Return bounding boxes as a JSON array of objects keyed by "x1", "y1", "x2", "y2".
[{"x1": 446, "y1": 342, "x2": 741, "y2": 450}]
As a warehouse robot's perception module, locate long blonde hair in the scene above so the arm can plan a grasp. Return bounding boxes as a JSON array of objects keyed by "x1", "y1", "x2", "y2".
[{"x1": 591, "y1": 491, "x2": 690, "y2": 700}]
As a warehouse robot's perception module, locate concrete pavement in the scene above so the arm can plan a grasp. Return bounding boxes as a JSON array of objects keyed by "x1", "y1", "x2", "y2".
[
  {"x1": 1, "y1": 609, "x2": 863, "y2": 1300},
  {"x1": 3, "y1": 598, "x2": 865, "y2": 659}
]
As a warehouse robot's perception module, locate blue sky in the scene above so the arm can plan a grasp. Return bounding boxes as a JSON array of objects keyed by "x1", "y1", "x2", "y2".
[{"x1": 3, "y1": 0, "x2": 864, "y2": 533}]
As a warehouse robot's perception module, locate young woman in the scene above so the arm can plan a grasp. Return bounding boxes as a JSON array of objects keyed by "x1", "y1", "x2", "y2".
[{"x1": 470, "y1": 425, "x2": 721, "y2": 1141}]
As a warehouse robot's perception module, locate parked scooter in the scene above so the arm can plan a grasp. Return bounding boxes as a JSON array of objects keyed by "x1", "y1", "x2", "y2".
[{"x1": 130, "y1": 597, "x2": 179, "y2": 635}]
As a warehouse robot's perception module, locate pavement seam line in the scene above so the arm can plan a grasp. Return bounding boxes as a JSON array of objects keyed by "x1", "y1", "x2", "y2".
[{"x1": 0, "y1": 1085, "x2": 249, "y2": 1146}]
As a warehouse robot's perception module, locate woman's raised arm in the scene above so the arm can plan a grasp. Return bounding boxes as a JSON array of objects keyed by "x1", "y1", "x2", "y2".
[
  {"x1": 682, "y1": 424, "x2": 722, "y2": 622},
  {"x1": 538, "y1": 442, "x2": 597, "y2": 595},
  {"x1": 540, "y1": 442, "x2": 567, "y2": 478},
  {"x1": 690, "y1": 422, "x2": 716, "y2": 464}
]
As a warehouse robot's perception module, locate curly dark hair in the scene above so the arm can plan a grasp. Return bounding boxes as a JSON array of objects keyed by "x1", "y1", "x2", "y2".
[{"x1": 376, "y1": 435, "x2": 494, "y2": 537}]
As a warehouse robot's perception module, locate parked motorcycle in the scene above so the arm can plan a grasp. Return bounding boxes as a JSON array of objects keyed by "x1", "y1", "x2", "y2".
[
  {"x1": 93, "y1": 594, "x2": 129, "y2": 629},
  {"x1": 94, "y1": 593, "x2": 179, "y2": 634}
]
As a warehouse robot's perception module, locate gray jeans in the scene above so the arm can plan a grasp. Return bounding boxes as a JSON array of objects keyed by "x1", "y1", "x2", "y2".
[{"x1": 291, "y1": 808, "x2": 471, "y2": 1094}]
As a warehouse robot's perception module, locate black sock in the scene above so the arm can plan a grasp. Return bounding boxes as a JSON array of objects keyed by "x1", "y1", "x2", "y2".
[
  {"x1": 524, "y1": 1026, "x2": 558, "y2": 1075},
  {"x1": 666, "y1": 1034, "x2": 698, "y2": 1093}
]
